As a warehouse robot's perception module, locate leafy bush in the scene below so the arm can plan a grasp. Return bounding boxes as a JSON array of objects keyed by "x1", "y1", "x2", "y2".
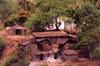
[
  {"x1": 0, "y1": 36, "x2": 6, "y2": 58},
  {"x1": 25, "y1": 14, "x2": 49, "y2": 31},
  {"x1": 42, "y1": 64, "x2": 48, "y2": 66},
  {"x1": 92, "y1": 47, "x2": 100, "y2": 59},
  {"x1": 1, "y1": 45, "x2": 29, "y2": 66},
  {"x1": 17, "y1": 45, "x2": 26, "y2": 59},
  {"x1": 15, "y1": 59, "x2": 29, "y2": 66},
  {"x1": 3, "y1": 54, "x2": 29, "y2": 66},
  {"x1": 65, "y1": 62, "x2": 72, "y2": 66},
  {"x1": 4, "y1": 14, "x2": 19, "y2": 26},
  {"x1": 0, "y1": 26, "x2": 5, "y2": 31},
  {"x1": 5, "y1": 54, "x2": 19, "y2": 66}
]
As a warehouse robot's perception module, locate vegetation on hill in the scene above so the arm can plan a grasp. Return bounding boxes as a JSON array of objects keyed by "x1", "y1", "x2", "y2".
[
  {"x1": 0, "y1": 0, "x2": 100, "y2": 65},
  {"x1": 75, "y1": 2, "x2": 100, "y2": 58},
  {"x1": 1, "y1": 45, "x2": 29, "y2": 66},
  {"x1": 0, "y1": 36, "x2": 6, "y2": 58}
]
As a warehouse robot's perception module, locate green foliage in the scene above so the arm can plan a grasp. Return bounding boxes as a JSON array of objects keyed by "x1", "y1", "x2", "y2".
[
  {"x1": 0, "y1": 0, "x2": 7, "y2": 19},
  {"x1": 36, "y1": 0, "x2": 66, "y2": 13},
  {"x1": 88, "y1": 0, "x2": 100, "y2": 10},
  {"x1": 0, "y1": 36, "x2": 6, "y2": 58},
  {"x1": 0, "y1": 26, "x2": 6, "y2": 31},
  {"x1": 4, "y1": 10, "x2": 31, "y2": 26},
  {"x1": 1, "y1": 54, "x2": 29, "y2": 66},
  {"x1": 65, "y1": 2, "x2": 100, "y2": 53},
  {"x1": 17, "y1": 0, "x2": 35, "y2": 12},
  {"x1": 74, "y1": 2, "x2": 100, "y2": 30},
  {"x1": 25, "y1": 0, "x2": 71, "y2": 31},
  {"x1": 65, "y1": 64, "x2": 71, "y2": 66},
  {"x1": 92, "y1": 47, "x2": 100, "y2": 59},
  {"x1": 15, "y1": 59, "x2": 29, "y2": 66},
  {"x1": 6, "y1": 0, "x2": 21, "y2": 13},
  {"x1": 71, "y1": 27, "x2": 100, "y2": 58},
  {"x1": 4, "y1": 54, "x2": 19, "y2": 66},
  {"x1": 25, "y1": 13, "x2": 51, "y2": 31},
  {"x1": 4, "y1": 14, "x2": 19, "y2": 26},
  {"x1": 42, "y1": 64, "x2": 48, "y2": 66},
  {"x1": 1, "y1": 41, "x2": 28, "y2": 66},
  {"x1": 25, "y1": 0, "x2": 100, "y2": 31},
  {"x1": 76, "y1": 26, "x2": 100, "y2": 51},
  {"x1": 0, "y1": 0, "x2": 21, "y2": 25},
  {"x1": 95, "y1": 0, "x2": 100, "y2": 10},
  {"x1": 17, "y1": 45, "x2": 26, "y2": 59},
  {"x1": 2, "y1": 45, "x2": 29, "y2": 66}
]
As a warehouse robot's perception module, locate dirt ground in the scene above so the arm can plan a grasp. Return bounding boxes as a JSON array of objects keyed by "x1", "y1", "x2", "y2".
[
  {"x1": 0, "y1": 29, "x2": 33, "y2": 64},
  {"x1": 29, "y1": 58, "x2": 100, "y2": 66}
]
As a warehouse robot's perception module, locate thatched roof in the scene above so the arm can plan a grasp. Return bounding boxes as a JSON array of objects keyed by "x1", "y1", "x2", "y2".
[{"x1": 33, "y1": 31, "x2": 69, "y2": 38}]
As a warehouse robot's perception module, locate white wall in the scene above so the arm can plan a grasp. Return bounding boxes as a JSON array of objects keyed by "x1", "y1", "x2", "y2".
[
  {"x1": 65, "y1": 22, "x2": 76, "y2": 31},
  {"x1": 45, "y1": 17, "x2": 76, "y2": 31}
]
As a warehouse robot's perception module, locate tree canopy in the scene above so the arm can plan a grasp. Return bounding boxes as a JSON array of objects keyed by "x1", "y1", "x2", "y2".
[{"x1": 25, "y1": 0, "x2": 82, "y2": 31}]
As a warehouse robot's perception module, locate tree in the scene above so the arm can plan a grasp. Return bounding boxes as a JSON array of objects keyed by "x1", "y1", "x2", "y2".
[
  {"x1": 17, "y1": 0, "x2": 35, "y2": 12},
  {"x1": 4, "y1": 10, "x2": 31, "y2": 26},
  {"x1": 25, "y1": 0, "x2": 69, "y2": 31},
  {"x1": 80, "y1": 2, "x2": 100, "y2": 31},
  {"x1": 4, "y1": 14, "x2": 19, "y2": 26},
  {"x1": 77, "y1": 27, "x2": 100, "y2": 58},
  {"x1": 67, "y1": 2, "x2": 100, "y2": 31},
  {"x1": 18, "y1": 10, "x2": 31, "y2": 25},
  {"x1": 83, "y1": 0, "x2": 100, "y2": 10},
  {"x1": 75, "y1": 3, "x2": 100, "y2": 58},
  {"x1": 25, "y1": 13, "x2": 50, "y2": 31},
  {"x1": 0, "y1": 0, "x2": 21, "y2": 26},
  {"x1": 69, "y1": 2, "x2": 100, "y2": 58},
  {"x1": 0, "y1": 0, "x2": 7, "y2": 21},
  {"x1": 92, "y1": 47, "x2": 100, "y2": 59}
]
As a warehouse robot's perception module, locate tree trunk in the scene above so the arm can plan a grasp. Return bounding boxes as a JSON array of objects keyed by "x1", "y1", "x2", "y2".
[
  {"x1": 55, "y1": 23, "x2": 59, "y2": 31},
  {"x1": 22, "y1": 0, "x2": 26, "y2": 11}
]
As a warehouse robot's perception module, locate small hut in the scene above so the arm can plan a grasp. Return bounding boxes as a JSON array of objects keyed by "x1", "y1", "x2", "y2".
[{"x1": 7, "y1": 25, "x2": 30, "y2": 36}]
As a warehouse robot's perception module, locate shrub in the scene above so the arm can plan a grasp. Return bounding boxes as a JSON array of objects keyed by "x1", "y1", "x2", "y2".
[
  {"x1": 92, "y1": 47, "x2": 100, "y2": 59},
  {"x1": 17, "y1": 45, "x2": 26, "y2": 59},
  {"x1": 42, "y1": 64, "x2": 48, "y2": 66},
  {"x1": 65, "y1": 62, "x2": 72, "y2": 66},
  {"x1": 5, "y1": 54, "x2": 19, "y2": 66},
  {"x1": 0, "y1": 36, "x2": 6, "y2": 58},
  {"x1": 4, "y1": 54, "x2": 29, "y2": 66},
  {"x1": 14, "y1": 59, "x2": 29, "y2": 66},
  {"x1": 0, "y1": 26, "x2": 5, "y2": 31}
]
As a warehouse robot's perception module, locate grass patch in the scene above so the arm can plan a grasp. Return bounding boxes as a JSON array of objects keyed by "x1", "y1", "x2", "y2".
[
  {"x1": 0, "y1": 26, "x2": 5, "y2": 31},
  {"x1": 42, "y1": 64, "x2": 48, "y2": 66},
  {"x1": 65, "y1": 62, "x2": 72, "y2": 66}
]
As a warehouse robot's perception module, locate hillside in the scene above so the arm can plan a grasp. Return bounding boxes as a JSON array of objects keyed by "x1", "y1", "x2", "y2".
[{"x1": 0, "y1": 0, "x2": 100, "y2": 66}]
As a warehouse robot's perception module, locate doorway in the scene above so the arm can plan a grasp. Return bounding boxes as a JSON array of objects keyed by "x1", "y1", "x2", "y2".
[{"x1": 16, "y1": 29, "x2": 21, "y2": 35}]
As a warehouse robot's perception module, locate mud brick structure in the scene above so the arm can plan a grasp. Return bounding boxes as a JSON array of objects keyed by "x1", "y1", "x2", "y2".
[
  {"x1": 6, "y1": 25, "x2": 30, "y2": 36},
  {"x1": 19, "y1": 31, "x2": 79, "y2": 61}
]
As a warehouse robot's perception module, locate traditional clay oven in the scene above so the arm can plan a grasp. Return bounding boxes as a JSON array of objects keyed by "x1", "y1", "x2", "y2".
[{"x1": 7, "y1": 25, "x2": 30, "y2": 36}]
